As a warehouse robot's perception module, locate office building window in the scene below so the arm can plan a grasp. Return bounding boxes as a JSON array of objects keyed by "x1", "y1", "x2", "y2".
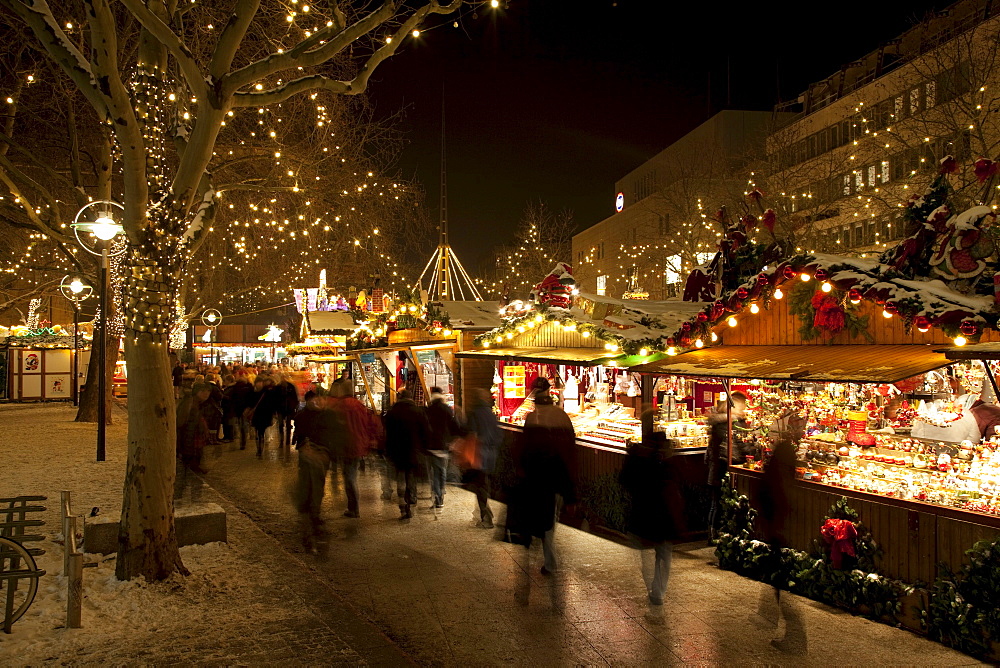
[
  {"x1": 854, "y1": 170, "x2": 864, "y2": 191},
  {"x1": 881, "y1": 160, "x2": 890, "y2": 183},
  {"x1": 910, "y1": 88, "x2": 922, "y2": 115},
  {"x1": 843, "y1": 173, "x2": 852, "y2": 195},
  {"x1": 925, "y1": 81, "x2": 936, "y2": 108},
  {"x1": 596, "y1": 275, "x2": 608, "y2": 296},
  {"x1": 894, "y1": 95, "x2": 904, "y2": 119},
  {"x1": 868, "y1": 165, "x2": 877, "y2": 187}
]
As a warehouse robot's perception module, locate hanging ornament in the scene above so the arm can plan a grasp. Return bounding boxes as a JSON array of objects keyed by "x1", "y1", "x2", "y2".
[
  {"x1": 736, "y1": 287, "x2": 749, "y2": 300},
  {"x1": 960, "y1": 320, "x2": 979, "y2": 337},
  {"x1": 914, "y1": 315, "x2": 932, "y2": 332},
  {"x1": 848, "y1": 288, "x2": 862, "y2": 304},
  {"x1": 814, "y1": 268, "x2": 828, "y2": 281},
  {"x1": 757, "y1": 273, "x2": 769, "y2": 285},
  {"x1": 782, "y1": 265, "x2": 797, "y2": 280}
]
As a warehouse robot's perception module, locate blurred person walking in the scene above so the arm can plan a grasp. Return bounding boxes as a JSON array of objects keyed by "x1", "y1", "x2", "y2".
[
  {"x1": 461, "y1": 389, "x2": 501, "y2": 529},
  {"x1": 249, "y1": 377, "x2": 278, "y2": 457},
  {"x1": 175, "y1": 383, "x2": 211, "y2": 502},
  {"x1": 276, "y1": 374, "x2": 300, "y2": 448},
  {"x1": 425, "y1": 386, "x2": 461, "y2": 509},
  {"x1": 331, "y1": 381, "x2": 382, "y2": 518},
  {"x1": 226, "y1": 371, "x2": 255, "y2": 450},
  {"x1": 620, "y1": 432, "x2": 685, "y2": 606},
  {"x1": 706, "y1": 391, "x2": 748, "y2": 539},
  {"x1": 384, "y1": 390, "x2": 430, "y2": 520},
  {"x1": 292, "y1": 391, "x2": 338, "y2": 550},
  {"x1": 202, "y1": 373, "x2": 224, "y2": 444},
  {"x1": 513, "y1": 377, "x2": 577, "y2": 575}
]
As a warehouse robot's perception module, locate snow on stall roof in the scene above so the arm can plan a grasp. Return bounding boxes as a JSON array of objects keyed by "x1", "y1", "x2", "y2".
[
  {"x1": 571, "y1": 293, "x2": 709, "y2": 342},
  {"x1": 306, "y1": 310, "x2": 357, "y2": 333},
  {"x1": 892, "y1": 278, "x2": 995, "y2": 312},
  {"x1": 437, "y1": 301, "x2": 503, "y2": 329}
]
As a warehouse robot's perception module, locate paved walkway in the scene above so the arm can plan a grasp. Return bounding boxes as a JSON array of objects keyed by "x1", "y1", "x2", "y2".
[{"x1": 199, "y1": 433, "x2": 981, "y2": 666}]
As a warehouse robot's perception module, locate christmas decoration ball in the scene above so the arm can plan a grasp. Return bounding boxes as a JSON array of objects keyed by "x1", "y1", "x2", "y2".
[
  {"x1": 814, "y1": 268, "x2": 828, "y2": 281},
  {"x1": 885, "y1": 301, "x2": 898, "y2": 314},
  {"x1": 914, "y1": 315, "x2": 931, "y2": 330},
  {"x1": 757, "y1": 273, "x2": 769, "y2": 285},
  {"x1": 682, "y1": 322, "x2": 692, "y2": 332},
  {"x1": 960, "y1": 320, "x2": 979, "y2": 336},
  {"x1": 736, "y1": 287, "x2": 749, "y2": 300},
  {"x1": 848, "y1": 288, "x2": 863, "y2": 302},
  {"x1": 666, "y1": 337, "x2": 675, "y2": 347},
  {"x1": 697, "y1": 312, "x2": 708, "y2": 322},
  {"x1": 782, "y1": 265, "x2": 797, "y2": 280}
]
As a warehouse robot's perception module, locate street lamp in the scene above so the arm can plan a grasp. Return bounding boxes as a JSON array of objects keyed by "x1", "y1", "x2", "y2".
[
  {"x1": 59, "y1": 275, "x2": 93, "y2": 406},
  {"x1": 201, "y1": 309, "x2": 222, "y2": 365},
  {"x1": 71, "y1": 200, "x2": 126, "y2": 462}
]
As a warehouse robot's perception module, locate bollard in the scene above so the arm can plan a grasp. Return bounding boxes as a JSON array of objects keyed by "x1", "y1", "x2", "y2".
[
  {"x1": 66, "y1": 552, "x2": 83, "y2": 629},
  {"x1": 61, "y1": 491, "x2": 72, "y2": 576}
]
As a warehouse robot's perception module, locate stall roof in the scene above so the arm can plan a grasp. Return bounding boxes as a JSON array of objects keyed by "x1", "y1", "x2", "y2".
[
  {"x1": 437, "y1": 301, "x2": 503, "y2": 330},
  {"x1": 939, "y1": 342, "x2": 1000, "y2": 360},
  {"x1": 305, "y1": 310, "x2": 358, "y2": 334},
  {"x1": 456, "y1": 346, "x2": 623, "y2": 366},
  {"x1": 629, "y1": 344, "x2": 952, "y2": 383}
]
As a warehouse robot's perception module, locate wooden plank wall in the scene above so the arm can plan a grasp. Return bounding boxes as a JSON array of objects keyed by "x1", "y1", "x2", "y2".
[
  {"x1": 718, "y1": 297, "x2": 1000, "y2": 346},
  {"x1": 510, "y1": 321, "x2": 604, "y2": 349},
  {"x1": 733, "y1": 471, "x2": 1000, "y2": 583}
]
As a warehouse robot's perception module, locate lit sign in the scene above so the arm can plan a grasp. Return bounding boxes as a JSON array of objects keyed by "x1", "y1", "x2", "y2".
[{"x1": 615, "y1": 192, "x2": 624, "y2": 212}]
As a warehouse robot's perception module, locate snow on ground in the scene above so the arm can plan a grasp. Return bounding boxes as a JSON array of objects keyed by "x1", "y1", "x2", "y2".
[{"x1": 0, "y1": 403, "x2": 337, "y2": 664}]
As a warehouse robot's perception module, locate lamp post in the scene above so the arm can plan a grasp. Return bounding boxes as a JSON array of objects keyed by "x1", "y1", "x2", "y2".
[
  {"x1": 59, "y1": 275, "x2": 94, "y2": 406},
  {"x1": 201, "y1": 309, "x2": 222, "y2": 365},
  {"x1": 71, "y1": 201, "x2": 126, "y2": 462}
]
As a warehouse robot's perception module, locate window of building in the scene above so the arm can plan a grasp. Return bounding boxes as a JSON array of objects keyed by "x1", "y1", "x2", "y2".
[
  {"x1": 894, "y1": 95, "x2": 904, "y2": 120},
  {"x1": 843, "y1": 173, "x2": 852, "y2": 196},
  {"x1": 854, "y1": 170, "x2": 864, "y2": 191},
  {"x1": 841, "y1": 226, "x2": 852, "y2": 246},
  {"x1": 664, "y1": 255, "x2": 682, "y2": 286},
  {"x1": 881, "y1": 160, "x2": 890, "y2": 183},
  {"x1": 694, "y1": 252, "x2": 715, "y2": 266},
  {"x1": 867, "y1": 165, "x2": 877, "y2": 187},
  {"x1": 910, "y1": 87, "x2": 922, "y2": 115},
  {"x1": 596, "y1": 275, "x2": 608, "y2": 296},
  {"x1": 925, "y1": 80, "x2": 936, "y2": 108}
]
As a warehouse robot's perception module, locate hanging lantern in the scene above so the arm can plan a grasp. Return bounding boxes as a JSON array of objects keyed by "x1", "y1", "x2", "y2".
[{"x1": 960, "y1": 320, "x2": 979, "y2": 337}]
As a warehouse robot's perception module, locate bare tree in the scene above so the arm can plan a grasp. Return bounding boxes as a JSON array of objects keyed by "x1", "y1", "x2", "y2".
[
  {"x1": 0, "y1": 0, "x2": 479, "y2": 581},
  {"x1": 478, "y1": 200, "x2": 574, "y2": 301}
]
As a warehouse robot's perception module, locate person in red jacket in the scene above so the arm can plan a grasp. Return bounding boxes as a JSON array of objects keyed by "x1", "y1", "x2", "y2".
[{"x1": 331, "y1": 380, "x2": 382, "y2": 518}]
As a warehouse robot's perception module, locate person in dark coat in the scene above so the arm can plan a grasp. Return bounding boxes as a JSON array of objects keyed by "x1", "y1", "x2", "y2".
[
  {"x1": 425, "y1": 386, "x2": 462, "y2": 509},
  {"x1": 706, "y1": 391, "x2": 748, "y2": 538},
  {"x1": 200, "y1": 373, "x2": 224, "y2": 445},
  {"x1": 514, "y1": 377, "x2": 576, "y2": 575},
  {"x1": 620, "y1": 432, "x2": 685, "y2": 606},
  {"x1": 275, "y1": 374, "x2": 300, "y2": 448},
  {"x1": 384, "y1": 390, "x2": 431, "y2": 520},
  {"x1": 225, "y1": 372, "x2": 255, "y2": 450},
  {"x1": 250, "y1": 377, "x2": 278, "y2": 457},
  {"x1": 464, "y1": 388, "x2": 501, "y2": 528},
  {"x1": 292, "y1": 391, "x2": 341, "y2": 549}
]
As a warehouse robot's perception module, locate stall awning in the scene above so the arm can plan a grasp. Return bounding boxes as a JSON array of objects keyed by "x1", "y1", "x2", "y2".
[
  {"x1": 938, "y1": 342, "x2": 1000, "y2": 360},
  {"x1": 629, "y1": 345, "x2": 952, "y2": 383},
  {"x1": 456, "y1": 347, "x2": 622, "y2": 367}
]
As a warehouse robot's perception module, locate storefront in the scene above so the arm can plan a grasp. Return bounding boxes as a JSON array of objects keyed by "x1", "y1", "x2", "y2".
[{"x1": 630, "y1": 253, "x2": 1000, "y2": 584}]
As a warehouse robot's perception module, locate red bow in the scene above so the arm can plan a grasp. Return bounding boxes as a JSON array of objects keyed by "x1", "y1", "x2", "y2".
[{"x1": 821, "y1": 518, "x2": 858, "y2": 569}]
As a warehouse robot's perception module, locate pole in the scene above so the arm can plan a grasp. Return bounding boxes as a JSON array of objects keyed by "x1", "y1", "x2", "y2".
[
  {"x1": 97, "y1": 248, "x2": 108, "y2": 462},
  {"x1": 72, "y1": 306, "x2": 79, "y2": 406}
]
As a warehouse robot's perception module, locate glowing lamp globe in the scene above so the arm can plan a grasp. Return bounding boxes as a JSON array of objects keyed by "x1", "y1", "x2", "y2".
[
  {"x1": 91, "y1": 216, "x2": 122, "y2": 240},
  {"x1": 69, "y1": 279, "x2": 84, "y2": 294}
]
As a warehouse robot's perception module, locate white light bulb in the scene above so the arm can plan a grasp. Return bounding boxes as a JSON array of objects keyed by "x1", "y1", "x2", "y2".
[
  {"x1": 773, "y1": 288, "x2": 784, "y2": 299},
  {"x1": 727, "y1": 316, "x2": 737, "y2": 327},
  {"x1": 821, "y1": 282, "x2": 832, "y2": 293},
  {"x1": 954, "y1": 336, "x2": 968, "y2": 347},
  {"x1": 69, "y1": 279, "x2": 84, "y2": 294},
  {"x1": 749, "y1": 303, "x2": 760, "y2": 314},
  {"x1": 91, "y1": 215, "x2": 120, "y2": 240}
]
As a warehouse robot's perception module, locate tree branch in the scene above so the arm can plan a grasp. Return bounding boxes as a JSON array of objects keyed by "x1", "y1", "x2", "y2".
[
  {"x1": 208, "y1": 0, "x2": 260, "y2": 80},
  {"x1": 0, "y1": 0, "x2": 112, "y2": 117},
  {"x1": 115, "y1": 0, "x2": 207, "y2": 99}
]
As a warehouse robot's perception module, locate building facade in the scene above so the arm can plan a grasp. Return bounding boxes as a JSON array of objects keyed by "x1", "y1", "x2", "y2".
[
  {"x1": 767, "y1": 0, "x2": 1000, "y2": 255},
  {"x1": 572, "y1": 110, "x2": 777, "y2": 300}
]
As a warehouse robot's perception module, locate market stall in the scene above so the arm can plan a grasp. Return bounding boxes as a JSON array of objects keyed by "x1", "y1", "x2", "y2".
[
  {"x1": 631, "y1": 250, "x2": 1000, "y2": 584},
  {"x1": 1, "y1": 326, "x2": 86, "y2": 401}
]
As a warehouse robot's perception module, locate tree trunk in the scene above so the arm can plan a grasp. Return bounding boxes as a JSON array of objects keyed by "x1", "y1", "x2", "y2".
[
  {"x1": 115, "y1": 256, "x2": 185, "y2": 580},
  {"x1": 75, "y1": 330, "x2": 118, "y2": 424}
]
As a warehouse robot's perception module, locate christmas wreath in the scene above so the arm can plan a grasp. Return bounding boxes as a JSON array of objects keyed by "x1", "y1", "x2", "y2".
[{"x1": 789, "y1": 280, "x2": 873, "y2": 342}]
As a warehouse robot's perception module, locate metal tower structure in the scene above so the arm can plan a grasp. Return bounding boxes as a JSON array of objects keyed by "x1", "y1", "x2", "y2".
[{"x1": 416, "y1": 94, "x2": 483, "y2": 301}]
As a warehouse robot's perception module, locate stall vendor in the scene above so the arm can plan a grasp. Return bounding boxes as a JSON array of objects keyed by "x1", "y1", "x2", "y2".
[{"x1": 971, "y1": 381, "x2": 1000, "y2": 439}]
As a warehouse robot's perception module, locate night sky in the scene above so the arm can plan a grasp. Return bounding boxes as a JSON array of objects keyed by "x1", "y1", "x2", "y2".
[{"x1": 368, "y1": 1, "x2": 946, "y2": 270}]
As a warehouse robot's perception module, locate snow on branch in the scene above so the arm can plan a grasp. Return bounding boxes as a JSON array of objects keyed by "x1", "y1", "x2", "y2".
[{"x1": 179, "y1": 189, "x2": 215, "y2": 246}]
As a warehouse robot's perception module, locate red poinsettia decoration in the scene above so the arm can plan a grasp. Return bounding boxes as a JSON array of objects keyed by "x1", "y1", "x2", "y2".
[
  {"x1": 811, "y1": 290, "x2": 845, "y2": 337},
  {"x1": 761, "y1": 208, "x2": 776, "y2": 233},
  {"x1": 821, "y1": 518, "x2": 858, "y2": 569},
  {"x1": 974, "y1": 157, "x2": 1000, "y2": 183},
  {"x1": 939, "y1": 154, "x2": 959, "y2": 175}
]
